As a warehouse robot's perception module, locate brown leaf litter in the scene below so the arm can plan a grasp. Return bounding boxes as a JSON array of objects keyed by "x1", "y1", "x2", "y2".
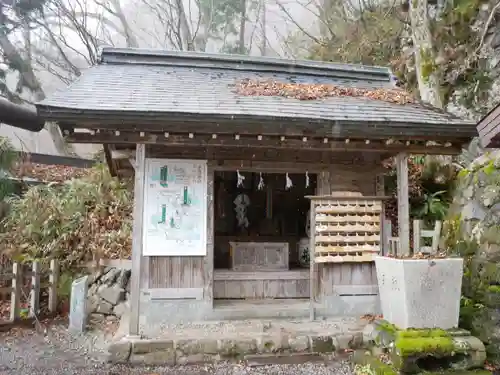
[
  {"x1": 383, "y1": 251, "x2": 449, "y2": 260},
  {"x1": 10, "y1": 161, "x2": 90, "y2": 183},
  {"x1": 234, "y1": 78, "x2": 415, "y2": 105}
]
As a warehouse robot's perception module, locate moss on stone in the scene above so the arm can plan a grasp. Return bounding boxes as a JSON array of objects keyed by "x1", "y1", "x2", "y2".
[
  {"x1": 486, "y1": 285, "x2": 500, "y2": 293},
  {"x1": 398, "y1": 329, "x2": 450, "y2": 339},
  {"x1": 395, "y1": 336, "x2": 455, "y2": 357}
]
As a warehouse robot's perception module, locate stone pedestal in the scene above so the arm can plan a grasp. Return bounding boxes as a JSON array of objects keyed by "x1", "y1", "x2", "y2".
[{"x1": 374, "y1": 256, "x2": 463, "y2": 329}]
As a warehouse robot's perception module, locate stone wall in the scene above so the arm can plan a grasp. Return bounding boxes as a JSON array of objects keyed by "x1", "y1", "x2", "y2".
[
  {"x1": 446, "y1": 150, "x2": 500, "y2": 365},
  {"x1": 86, "y1": 266, "x2": 130, "y2": 323}
]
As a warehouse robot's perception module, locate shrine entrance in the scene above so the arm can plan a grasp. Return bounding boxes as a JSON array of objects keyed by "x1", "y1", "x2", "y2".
[{"x1": 212, "y1": 170, "x2": 316, "y2": 309}]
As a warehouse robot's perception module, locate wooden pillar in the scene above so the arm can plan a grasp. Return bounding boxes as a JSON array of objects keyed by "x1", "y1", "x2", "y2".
[
  {"x1": 128, "y1": 143, "x2": 146, "y2": 337},
  {"x1": 308, "y1": 204, "x2": 316, "y2": 321},
  {"x1": 203, "y1": 162, "x2": 215, "y2": 307},
  {"x1": 376, "y1": 174, "x2": 387, "y2": 255},
  {"x1": 396, "y1": 153, "x2": 410, "y2": 256}
]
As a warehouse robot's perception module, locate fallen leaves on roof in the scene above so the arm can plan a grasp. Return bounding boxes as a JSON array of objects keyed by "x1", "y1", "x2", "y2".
[
  {"x1": 234, "y1": 79, "x2": 415, "y2": 105},
  {"x1": 10, "y1": 162, "x2": 90, "y2": 182}
]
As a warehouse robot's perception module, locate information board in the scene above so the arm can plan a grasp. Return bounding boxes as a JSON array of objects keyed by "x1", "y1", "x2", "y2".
[{"x1": 143, "y1": 159, "x2": 207, "y2": 256}]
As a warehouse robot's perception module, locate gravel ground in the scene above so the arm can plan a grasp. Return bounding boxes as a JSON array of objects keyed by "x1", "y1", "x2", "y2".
[{"x1": 0, "y1": 322, "x2": 355, "y2": 375}]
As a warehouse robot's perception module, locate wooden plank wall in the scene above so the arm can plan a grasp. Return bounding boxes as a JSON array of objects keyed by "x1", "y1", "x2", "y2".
[
  {"x1": 318, "y1": 263, "x2": 377, "y2": 296},
  {"x1": 146, "y1": 162, "x2": 378, "y2": 301},
  {"x1": 213, "y1": 270, "x2": 309, "y2": 299},
  {"x1": 315, "y1": 168, "x2": 379, "y2": 302}
]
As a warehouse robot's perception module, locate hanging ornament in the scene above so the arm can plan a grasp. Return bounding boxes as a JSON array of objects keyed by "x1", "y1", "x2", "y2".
[
  {"x1": 285, "y1": 173, "x2": 293, "y2": 190},
  {"x1": 258, "y1": 172, "x2": 265, "y2": 190},
  {"x1": 305, "y1": 171, "x2": 310, "y2": 188},
  {"x1": 234, "y1": 194, "x2": 250, "y2": 228},
  {"x1": 236, "y1": 170, "x2": 245, "y2": 187}
]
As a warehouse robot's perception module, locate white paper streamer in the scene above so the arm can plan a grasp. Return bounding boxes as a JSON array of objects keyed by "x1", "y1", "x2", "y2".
[
  {"x1": 285, "y1": 173, "x2": 293, "y2": 190},
  {"x1": 305, "y1": 171, "x2": 310, "y2": 188},
  {"x1": 236, "y1": 170, "x2": 245, "y2": 187},
  {"x1": 258, "y1": 172, "x2": 265, "y2": 190}
]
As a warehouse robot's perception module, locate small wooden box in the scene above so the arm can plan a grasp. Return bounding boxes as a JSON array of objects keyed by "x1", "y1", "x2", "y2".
[{"x1": 230, "y1": 242, "x2": 289, "y2": 271}]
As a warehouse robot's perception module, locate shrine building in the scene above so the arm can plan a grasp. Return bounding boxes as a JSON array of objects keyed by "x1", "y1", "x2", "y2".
[{"x1": 34, "y1": 47, "x2": 477, "y2": 336}]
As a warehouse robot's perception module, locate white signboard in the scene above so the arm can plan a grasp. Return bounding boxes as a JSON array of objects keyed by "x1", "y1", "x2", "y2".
[{"x1": 143, "y1": 159, "x2": 207, "y2": 256}]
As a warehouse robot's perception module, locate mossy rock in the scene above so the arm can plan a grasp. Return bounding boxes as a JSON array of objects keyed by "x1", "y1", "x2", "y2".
[
  {"x1": 391, "y1": 329, "x2": 486, "y2": 373},
  {"x1": 484, "y1": 287, "x2": 500, "y2": 307},
  {"x1": 352, "y1": 350, "x2": 398, "y2": 375},
  {"x1": 395, "y1": 336, "x2": 455, "y2": 357}
]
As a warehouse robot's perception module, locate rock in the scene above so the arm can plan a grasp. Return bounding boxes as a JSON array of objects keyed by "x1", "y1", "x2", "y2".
[
  {"x1": 107, "y1": 341, "x2": 131, "y2": 363},
  {"x1": 113, "y1": 301, "x2": 128, "y2": 317},
  {"x1": 116, "y1": 269, "x2": 131, "y2": 289},
  {"x1": 217, "y1": 339, "x2": 257, "y2": 357},
  {"x1": 288, "y1": 336, "x2": 310, "y2": 352},
  {"x1": 86, "y1": 294, "x2": 99, "y2": 314},
  {"x1": 336, "y1": 333, "x2": 362, "y2": 350},
  {"x1": 256, "y1": 336, "x2": 289, "y2": 353},
  {"x1": 363, "y1": 321, "x2": 395, "y2": 348},
  {"x1": 96, "y1": 300, "x2": 114, "y2": 314},
  {"x1": 310, "y1": 336, "x2": 335, "y2": 353},
  {"x1": 89, "y1": 313, "x2": 106, "y2": 324},
  {"x1": 462, "y1": 201, "x2": 487, "y2": 220},
  {"x1": 99, "y1": 285, "x2": 125, "y2": 305},
  {"x1": 87, "y1": 283, "x2": 98, "y2": 296},
  {"x1": 101, "y1": 268, "x2": 120, "y2": 285},
  {"x1": 130, "y1": 339, "x2": 175, "y2": 366},
  {"x1": 176, "y1": 339, "x2": 219, "y2": 355}
]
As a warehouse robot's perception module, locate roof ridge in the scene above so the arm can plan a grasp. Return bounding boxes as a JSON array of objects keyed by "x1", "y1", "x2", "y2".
[{"x1": 99, "y1": 47, "x2": 392, "y2": 82}]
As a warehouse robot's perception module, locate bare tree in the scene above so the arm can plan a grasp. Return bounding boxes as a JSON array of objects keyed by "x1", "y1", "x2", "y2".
[{"x1": 409, "y1": 0, "x2": 442, "y2": 108}]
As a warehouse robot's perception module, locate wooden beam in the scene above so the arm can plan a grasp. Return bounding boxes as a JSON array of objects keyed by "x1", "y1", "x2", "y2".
[
  {"x1": 128, "y1": 143, "x2": 146, "y2": 338},
  {"x1": 396, "y1": 153, "x2": 410, "y2": 256},
  {"x1": 66, "y1": 131, "x2": 462, "y2": 155},
  {"x1": 116, "y1": 147, "x2": 387, "y2": 171},
  {"x1": 103, "y1": 144, "x2": 117, "y2": 177}
]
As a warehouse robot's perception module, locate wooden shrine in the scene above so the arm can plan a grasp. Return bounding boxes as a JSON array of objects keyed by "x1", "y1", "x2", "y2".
[{"x1": 33, "y1": 47, "x2": 478, "y2": 333}]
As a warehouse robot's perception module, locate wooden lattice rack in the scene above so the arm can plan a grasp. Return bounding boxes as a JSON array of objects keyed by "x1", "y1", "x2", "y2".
[{"x1": 308, "y1": 195, "x2": 386, "y2": 263}]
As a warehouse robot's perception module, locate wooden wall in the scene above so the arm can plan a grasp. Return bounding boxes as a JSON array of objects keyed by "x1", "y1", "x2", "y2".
[
  {"x1": 314, "y1": 169, "x2": 379, "y2": 304},
  {"x1": 146, "y1": 161, "x2": 379, "y2": 303},
  {"x1": 144, "y1": 161, "x2": 214, "y2": 305}
]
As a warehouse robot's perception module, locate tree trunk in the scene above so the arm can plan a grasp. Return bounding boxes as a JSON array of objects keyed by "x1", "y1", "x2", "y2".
[
  {"x1": 409, "y1": 0, "x2": 443, "y2": 108},
  {"x1": 109, "y1": 0, "x2": 139, "y2": 48},
  {"x1": 175, "y1": 0, "x2": 195, "y2": 51},
  {"x1": 260, "y1": 0, "x2": 267, "y2": 56},
  {"x1": 238, "y1": 0, "x2": 247, "y2": 54},
  {"x1": 0, "y1": 29, "x2": 74, "y2": 156}
]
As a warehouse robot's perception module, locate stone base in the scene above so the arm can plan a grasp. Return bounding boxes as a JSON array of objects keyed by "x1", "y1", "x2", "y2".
[
  {"x1": 374, "y1": 256, "x2": 463, "y2": 330},
  {"x1": 353, "y1": 350, "x2": 492, "y2": 375},
  {"x1": 106, "y1": 331, "x2": 364, "y2": 365},
  {"x1": 360, "y1": 319, "x2": 487, "y2": 374}
]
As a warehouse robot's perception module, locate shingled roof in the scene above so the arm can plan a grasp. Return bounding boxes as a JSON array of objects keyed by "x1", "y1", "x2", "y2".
[{"x1": 36, "y1": 47, "x2": 476, "y2": 140}]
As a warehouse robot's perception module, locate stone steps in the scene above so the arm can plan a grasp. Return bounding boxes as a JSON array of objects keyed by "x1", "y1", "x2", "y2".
[{"x1": 107, "y1": 330, "x2": 364, "y2": 365}]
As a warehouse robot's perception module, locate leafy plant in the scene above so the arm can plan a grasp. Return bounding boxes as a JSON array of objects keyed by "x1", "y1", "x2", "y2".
[
  {"x1": 0, "y1": 136, "x2": 17, "y2": 202},
  {"x1": 0, "y1": 164, "x2": 133, "y2": 272},
  {"x1": 412, "y1": 190, "x2": 448, "y2": 222}
]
